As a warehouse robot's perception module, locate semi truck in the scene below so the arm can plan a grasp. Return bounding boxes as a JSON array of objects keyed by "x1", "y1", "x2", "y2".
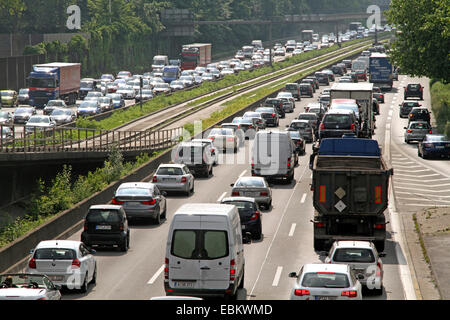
[
  {"x1": 27, "y1": 62, "x2": 80, "y2": 108},
  {"x1": 369, "y1": 53, "x2": 393, "y2": 90},
  {"x1": 310, "y1": 138, "x2": 393, "y2": 252},
  {"x1": 180, "y1": 43, "x2": 211, "y2": 71},
  {"x1": 330, "y1": 83, "x2": 374, "y2": 139},
  {"x1": 301, "y1": 30, "x2": 314, "y2": 43}
]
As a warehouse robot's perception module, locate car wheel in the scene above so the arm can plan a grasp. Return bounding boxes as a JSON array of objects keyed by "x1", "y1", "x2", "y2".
[
  {"x1": 374, "y1": 241, "x2": 385, "y2": 253},
  {"x1": 209, "y1": 166, "x2": 213, "y2": 177},
  {"x1": 154, "y1": 211, "x2": 161, "y2": 225},
  {"x1": 161, "y1": 205, "x2": 167, "y2": 219},
  {"x1": 238, "y1": 271, "x2": 245, "y2": 289},
  {"x1": 253, "y1": 223, "x2": 262, "y2": 240},
  {"x1": 90, "y1": 264, "x2": 97, "y2": 285},
  {"x1": 314, "y1": 238, "x2": 324, "y2": 252},
  {"x1": 120, "y1": 236, "x2": 128, "y2": 252},
  {"x1": 405, "y1": 139, "x2": 409, "y2": 144},
  {"x1": 80, "y1": 272, "x2": 88, "y2": 293},
  {"x1": 373, "y1": 285, "x2": 383, "y2": 296}
]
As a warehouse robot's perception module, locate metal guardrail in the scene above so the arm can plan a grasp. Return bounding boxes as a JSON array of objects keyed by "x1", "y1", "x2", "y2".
[{"x1": 0, "y1": 125, "x2": 183, "y2": 153}]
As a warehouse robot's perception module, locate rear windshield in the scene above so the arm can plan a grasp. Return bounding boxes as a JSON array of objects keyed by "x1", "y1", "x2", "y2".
[
  {"x1": 410, "y1": 123, "x2": 430, "y2": 129},
  {"x1": 157, "y1": 167, "x2": 184, "y2": 175},
  {"x1": 171, "y1": 230, "x2": 229, "y2": 260},
  {"x1": 87, "y1": 209, "x2": 122, "y2": 223},
  {"x1": 222, "y1": 201, "x2": 256, "y2": 214},
  {"x1": 403, "y1": 102, "x2": 418, "y2": 107},
  {"x1": 298, "y1": 114, "x2": 316, "y2": 120},
  {"x1": 333, "y1": 248, "x2": 375, "y2": 263},
  {"x1": 290, "y1": 122, "x2": 309, "y2": 129},
  {"x1": 235, "y1": 178, "x2": 265, "y2": 187},
  {"x1": 116, "y1": 188, "x2": 151, "y2": 196},
  {"x1": 34, "y1": 248, "x2": 77, "y2": 260},
  {"x1": 286, "y1": 84, "x2": 298, "y2": 90},
  {"x1": 408, "y1": 84, "x2": 420, "y2": 90},
  {"x1": 324, "y1": 114, "x2": 351, "y2": 124},
  {"x1": 301, "y1": 272, "x2": 350, "y2": 288}
]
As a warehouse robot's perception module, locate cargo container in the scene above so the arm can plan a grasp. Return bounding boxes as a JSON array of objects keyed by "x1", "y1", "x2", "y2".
[
  {"x1": 369, "y1": 53, "x2": 393, "y2": 90},
  {"x1": 180, "y1": 43, "x2": 212, "y2": 71}
]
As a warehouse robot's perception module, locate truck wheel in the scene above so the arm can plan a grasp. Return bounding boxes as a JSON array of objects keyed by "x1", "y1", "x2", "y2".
[{"x1": 374, "y1": 241, "x2": 385, "y2": 253}]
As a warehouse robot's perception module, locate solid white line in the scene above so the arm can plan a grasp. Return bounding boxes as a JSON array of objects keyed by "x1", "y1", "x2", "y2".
[
  {"x1": 217, "y1": 192, "x2": 227, "y2": 202},
  {"x1": 396, "y1": 197, "x2": 450, "y2": 203},
  {"x1": 394, "y1": 173, "x2": 440, "y2": 178},
  {"x1": 147, "y1": 264, "x2": 165, "y2": 284},
  {"x1": 395, "y1": 191, "x2": 450, "y2": 198},
  {"x1": 394, "y1": 181, "x2": 450, "y2": 188},
  {"x1": 393, "y1": 168, "x2": 432, "y2": 173},
  {"x1": 288, "y1": 223, "x2": 296, "y2": 237},
  {"x1": 394, "y1": 186, "x2": 450, "y2": 193},
  {"x1": 301, "y1": 193, "x2": 307, "y2": 203},
  {"x1": 272, "y1": 266, "x2": 283, "y2": 286},
  {"x1": 239, "y1": 170, "x2": 247, "y2": 178},
  {"x1": 396, "y1": 203, "x2": 450, "y2": 207},
  {"x1": 388, "y1": 109, "x2": 393, "y2": 117}
]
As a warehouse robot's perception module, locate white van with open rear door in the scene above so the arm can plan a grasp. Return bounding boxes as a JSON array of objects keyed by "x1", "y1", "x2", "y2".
[{"x1": 164, "y1": 203, "x2": 246, "y2": 299}]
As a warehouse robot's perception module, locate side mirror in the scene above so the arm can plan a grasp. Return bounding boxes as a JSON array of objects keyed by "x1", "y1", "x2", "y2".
[
  {"x1": 54, "y1": 285, "x2": 62, "y2": 290},
  {"x1": 230, "y1": 183, "x2": 234, "y2": 187},
  {"x1": 161, "y1": 191, "x2": 168, "y2": 197},
  {"x1": 285, "y1": 124, "x2": 289, "y2": 128},
  {"x1": 288, "y1": 272, "x2": 298, "y2": 278},
  {"x1": 29, "y1": 249, "x2": 34, "y2": 254},
  {"x1": 403, "y1": 127, "x2": 407, "y2": 129},
  {"x1": 379, "y1": 253, "x2": 386, "y2": 258},
  {"x1": 90, "y1": 249, "x2": 96, "y2": 254}
]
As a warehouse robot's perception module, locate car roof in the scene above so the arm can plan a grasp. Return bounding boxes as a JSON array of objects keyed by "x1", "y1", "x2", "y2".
[
  {"x1": 334, "y1": 240, "x2": 374, "y2": 249},
  {"x1": 302, "y1": 263, "x2": 350, "y2": 274},
  {"x1": 221, "y1": 197, "x2": 256, "y2": 203},
  {"x1": 35, "y1": 240, "x2": 82, "y2": 250}
]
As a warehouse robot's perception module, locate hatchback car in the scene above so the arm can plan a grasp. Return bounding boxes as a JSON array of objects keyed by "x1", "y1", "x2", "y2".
[
  {"x1": 255, "y1": 106, "x2": 279, "y2": 127},
  {"x1": 112, "y1": 182, "x2": 167, "y2": 224},
  {"x1": 287, "y1": 120, "x2": 315, "y2": 143},
  {"x1": 81, "y1": 205, "x2": 130, "y2": 251},
  {"x1": 324, "y1": 241, "x2": 385, "y2": 295},
  {"x1": 408, "y1": 107, "x2": 431, "y2": 124},
  {"x1": 399, "y1": 101, "x2": 421, "y2": 118},
  {"x1": 27, "y1": 240, "x2": 97, "y2": 293},
  {"x1": 263, "y1": 98, "x2": 286, "y2": 118},
  {"x1": 191, "y1": 138, "x2": 218, "y2": 165},
  {"x1": 319, "y1": 110, "x2": 359, "y2": 139},
  {"x1": 152, "y1": 163, "x2": 194, "y2": 196},
  {"x1": 418, "y1": 134, "x2": 450, "y2": 159},
  {"x1": 0, "y1": 90, "x2": 18, "y2": 107},
  {"x1": 297, "y1": 112, "x2": 319, "y2": 134},
  {"x1": 299, "y1": 83, "x2": 314, "y2": 98},
  {"x1": 0, "y1": 273, "x2": 62, "y2": 300},
  {"x1": 207, "y1": 128, "x2": 239, "y2": 153},
  {"x1": 301, "y1": 79, "x2": 316, "y2": 93},
  {"x1": 77, "y1": 100, "x2": 101, "y2": 116},
  {"x1": 13, "y1": 106, "x2": 37, "y2": 124},
  {"x1": 243, "y1": 111, "x2": 266, "y2": 130},
  {"x1": 97, "y1": 96, "x2": 113, "y2": 112},
  {"x1": 17, "y1": 88, "x2": 30, "y2": 105},
  {"x1": 289, "y1": 264, "x2": 362, "y2": 300},
  {"x1": 220, "y1": 123, "x2": 245, "y2": 146},
  {"x1": 230, "y1": 176, "x2": 272, "y2": 210},
  {"x1": 231, "y1": 117, "x2": 257, "y2": 139},
  {"x1": 404, "y1": 83, "x2": 423, "y2": 100},
  {"x1": 404, "y1": 121, "x2": 432, "y2": 143},
  {"x1": 221, "y1": 197, "x2": 262, "y2": 239},
  {"x1": 372, "y1": 87, "x2": 385, "y2": 103},
  {"x1": 173, "y1": 142, "x2": 214, "y2": 177}
]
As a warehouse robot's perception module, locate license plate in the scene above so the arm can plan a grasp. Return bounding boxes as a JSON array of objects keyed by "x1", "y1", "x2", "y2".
[
  {"x1": 49, "y1": 275, "x2": 64, "y2": 281},
  {"x1": 315, "y1": 296, "x2": 335, "y2": 300},
  {"x1": 164, "y1": 178, "x2": 176, "y2": 181},
  {"x1": 96, "y1": 225, "x2": 111, "y2": 230},
  {"x1": 173, "y1": 281, "x2": 195, "y2": 288},
  {"x1": 245, "y1": 192, "x2": 259, "y2": 197}
]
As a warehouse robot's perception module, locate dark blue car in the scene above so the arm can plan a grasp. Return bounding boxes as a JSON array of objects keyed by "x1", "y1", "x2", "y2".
[{"x1": 418, "y1": 134, "x2": 450, "y2": 159}]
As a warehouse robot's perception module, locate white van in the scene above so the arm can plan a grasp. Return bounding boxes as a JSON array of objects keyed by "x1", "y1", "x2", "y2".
[
  {"x1": 251, "y1": 40, "x2": 263, "y2": 49},
  {"x1": 164, "y1": 203, "x2": 246, "y2": 299},
  {"x1": 251, "y1": 130, "x2": 295, "y2": 183},
  {"x1": 152, "y1": 55, "x2": 169, "y2": 71}
]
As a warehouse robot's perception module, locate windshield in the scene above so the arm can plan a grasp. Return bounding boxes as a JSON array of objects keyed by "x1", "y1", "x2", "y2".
[
  {"x1": 290, "y1": 122, "x2": 309, "y2": 129},
  {"x1": 79, "y1": 101, "x2": 97, "y2": 108},
  {"x1": 116, "y1": 188, "x2": 151, "y2": 196},
  {"x1": 235, "y1": 178, "x2": 265, "y2": 187},
  {"x1": 163, "y1": 71, "x2": 178, "y2": 78},
  {"x1": 181, "y1": 54, "x2": 198, "y2": 63},
  {"x1": 15, "y1": 108, "x2": 32, "y2": 114},
  {"x1": 1, "y1": 91, "x2": 14, "y2": 97},
  {"x1": 333, "y1": 248, "x2": 375, "y2": 263},
  {"x1": 28, "y1": 117, "x2": 49, "y2": 124},
  {"x1": 153, "y1": 59, "x2": 166, "y2": 65},
  {"x1": 19, "y1": 89, "x2": 29, "y2": 94},
  {"x1": 157, "y1": 167, "x2": 184, "y2": 175},
  {"x1": 0, "y1": 274, "x2": 51, "y2": 289},
  {"x1": 210, "y1": 128, "x2": 233, "y2": 136},
  {"x1": 171, "y1": 230, "x2": 228, "y2": 260},
  {"x1": 34, "y1": 248, "x2": 76, "y2": 260},
  {"x1": 47, "y1": 101, "x2": 64, "y2": 107},
  {"x1": 427, "y1": 135, "x2": 447, "y2": 142},
  {"x1": 28, "y1": 78, "x2": 56, "y2": 88},
  {"x1": 155, "y1": 83, "x2": 169, "y2": 89},
  {"x1": 51, "y1": 109, "x2": 71, "y2": 116},
  {"x1": 80, "y1": 81, "x2": 94, "y2": 88},
  {"x1": 302, "y1": 272, "x2": 350, "y2": 288},
  {"x1": 87, "y1": 210, "x2": 121, "y2": 223},
  {"x1": 98, "y1": 97, "x2": 111, "y2": 103}
]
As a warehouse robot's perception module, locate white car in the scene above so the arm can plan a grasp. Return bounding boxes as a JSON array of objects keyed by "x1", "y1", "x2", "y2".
[
  {"x1": 0, "y1": 273, "x2": 61, "y2": 300},
  {"x1": 25, "y1": 115, "x2": 56, "y2": 134},
  {"x1": 289, "y1": 263, "x2": 362, "y2": 300},
  {"x1": 207, "y1": 127, "x2": 238, "y2": 152},
  {"x1": 26, "y1": 240, "x2": 97, "y2": 293},
  {"x1": 116, "y1": 85, "x2": 135, "y2": 99},
  {"x1": 324, "y1": 241, "x2": 385, "y2": 294}
]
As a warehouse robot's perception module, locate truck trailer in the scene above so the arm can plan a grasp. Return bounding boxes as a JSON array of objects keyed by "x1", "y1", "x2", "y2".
[
  {"x1": 310, "y1": 138, "x2": 393, "y2": 252},
  {"x1": 330, "y1": 83, "x2": 374, "y2": 139},
  {"x1": 369, "y1": 53, "x2": 393, "y2": 90},
  {"x1": 180, "y1": 43, "x2": 211, "y2": 71},
  {"x1": 27, "y1": 62, "x2": 81, "y2": 108}
]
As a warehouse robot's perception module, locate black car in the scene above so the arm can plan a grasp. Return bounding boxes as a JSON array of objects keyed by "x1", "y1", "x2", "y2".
[
  {"x1": 255, "y1": 106, "x2": 279, "y2": 127},
  {"x1": 287, "y1": 130, "x2": 306, "y2": 155},
  {"x1": 399, "y1": 101, "x2": 421, "y2": 118},
  {"x1": 319, "y1": 110, "x2": 359, "y2": 140},
  {"x1": 404, "y1": 83, "x2": 423, "y2": 100},
  {"x1": 408, "y1": 107, "x2": 431, "y2": 124},
  {"x1": 418, "y1": 134, "x2": 450, "y2": 159},
  {"x1": 331, "y1": 65, "x2": 345, "y2": 76},
  {"x1": 373, "y1": 87, "x2": 385, "y2": 103},
  {"x1": 174, "y1": 142, "x2": 214, "y2": 177},
  {"x1": 81, "y1": 204, "x2": 130, "y2": 252},
  {"x1": 221, "y1": 197, "x2": 262, "y2": 239},
  {"x1": 299, "y1": 83, "x2": 314, "y2": 98},
  {"x1": 314, "y1": 72, "x2": 330, "y2": 85},
  {"x1": 263, "y1": 98, "x2": 285, "y2": 119},
  {"x1": 301, "y1": 79, "x2": 316, "y2": 93},
  {"x1": 305, "y1": 76, "x2": 319, "y2": 89}
]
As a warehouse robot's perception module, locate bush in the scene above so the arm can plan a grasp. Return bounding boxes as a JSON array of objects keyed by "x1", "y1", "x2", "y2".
[{"x1": 430, "y1": 81, "x2": 450, "y2": 135}]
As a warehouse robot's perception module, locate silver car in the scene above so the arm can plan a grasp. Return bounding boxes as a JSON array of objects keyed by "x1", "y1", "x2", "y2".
[
  {"x1": 0, "y1": 273, "x2": 62, "y2": 300},
  {"x1": 324, "y1": 240, "x2": 385, "y2": 294},
  {"x1": 43, "y1": 100, "x2": 67, "y2": 115},
  {"x1": 404, "y1": 121, "x2": 432, "y2": 143},
  {"x1": 287, "y1": 120, "x2": 315, "y2": 143},
  {"x1": 207, "y1": 128, "x2": 239, "y2": 153},
  {"x1": 230, "y1": 176, "x2": 272, "y2": 209},
  {"x1": 112, "y1": 182, "x2": 167, "y2": 224},
  {"x1": 50, "y1": 108, "x2": 77, "y2": 124},
  {"x1": 152, "y1": 164, "x2": 194, "y2": 196},
  {"x1": 289, "y1": 263, "x2": 362, "y2": 300}
]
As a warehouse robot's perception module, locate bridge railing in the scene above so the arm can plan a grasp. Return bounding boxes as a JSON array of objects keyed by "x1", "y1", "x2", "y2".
[{"x1": 0, "y1": 125, "x2": 184, "y2": 153}]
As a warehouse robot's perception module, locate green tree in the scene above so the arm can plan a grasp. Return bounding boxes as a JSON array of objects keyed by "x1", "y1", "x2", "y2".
[
  {"x1": 0, "y1": 0, "x2": 26, "y2": 32},
  {"x1": 387, "y1": 0, "x2": 450, "y2": 82}
]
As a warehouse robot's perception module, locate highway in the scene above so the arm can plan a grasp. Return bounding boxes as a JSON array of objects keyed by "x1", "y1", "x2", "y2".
[{"x1": 51, "y1": 70, "x2": 444, "y2": 301}]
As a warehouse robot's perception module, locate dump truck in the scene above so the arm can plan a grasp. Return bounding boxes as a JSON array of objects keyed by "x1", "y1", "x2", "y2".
[
  {"x1": 330, "y1": 83, "x2": 374, "y2": 139},
  {"x1": 27, "y1": 62, "x2": 81, "y2": 108},
  {"x1": 310, "y1": 138, "x2": 393, "y2": 252}
]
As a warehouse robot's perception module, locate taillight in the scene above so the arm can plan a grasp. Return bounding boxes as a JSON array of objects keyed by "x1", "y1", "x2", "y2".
[
  {"x1": 341, "y1": 290, "x2": 357, "y2": 298},
  {"x1": 83, "y1": 220, "x2": 88, "y2": 231},
  {"x1": 407, "y1": 129, "x2": 412, "y2": 133},
  {"x1": 119, "y1": 222, "x2": 124, "y2": 231},
  {"x1": 374, "y1": 223, "x2": 385, "y2": 230},
  {"x1": 208, "y1": 136, "x2": 215, "y2": 140},
  {"x1": 211, "y1": 148, "x2": 215, "y2": 154},
  {"x1": 28, "y1": 258, "x2": 36, "y2": 269},
  {"x1": 294, "y1": 289, "x2": 310, "y2": 296},
  {"x1": 152, "y1": 176, "x2": 157, "y2": 183},
  {"x1": 424, "y1": 143, "x2": 433, "y2": 147},
  {"x1": 250, "y1": 211, "x2": 261, "y2": 221},
  {"x1": 376, "y1": 262, "x2": 382, "y2": 277},
  {"x1": 141, "y1": 199, "x2": 156, "y2": 205},
  {"x1": 428, "y1": 130, "x2": 432, "y2": 134},
  {"x1": 350, "y1": 123, "x2": 356, "y2": 131},
  {"x1": 112, "y1": 198, "x2": 124, "y2": 205},
  {"x1": 287, "y1": 157, "x2": 291, "y2": 168},
  {"x1": 230, "y1": 259, "x2": 236, "y2": 281},
  {"x1": 72, "y1": 259, "x2": 81, "y2": 269},
  {"x1": 248, "y1": 126, "x2": 253, "y2": 129},
  {"x1": 315, "y1": 222, "x2": 325, "y2": 228},
  {"x1": 181, "y1": 177, "x2": 187, "y2": 183},
  {"x1": 164, "y1": 258, "x2": 169, "y2": 279},
  {"x1": 232, "y1": 191, "x2": 240, "y2": 196},
  {"x1": 227, "y1": 137, "x2": 234, "y2": 142},
  {"x1": 260, "y1": 192, "x2": 268, "y2": 196},
  {"x1": 272, "y1": 113, "x2": 276, "y2": 117},
  {"x1": 320, "y1": 123, "x2": 325, "y2": 130},
  {"x1": 251, "y1": 163, "x2": 254, "y2": 169}
]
